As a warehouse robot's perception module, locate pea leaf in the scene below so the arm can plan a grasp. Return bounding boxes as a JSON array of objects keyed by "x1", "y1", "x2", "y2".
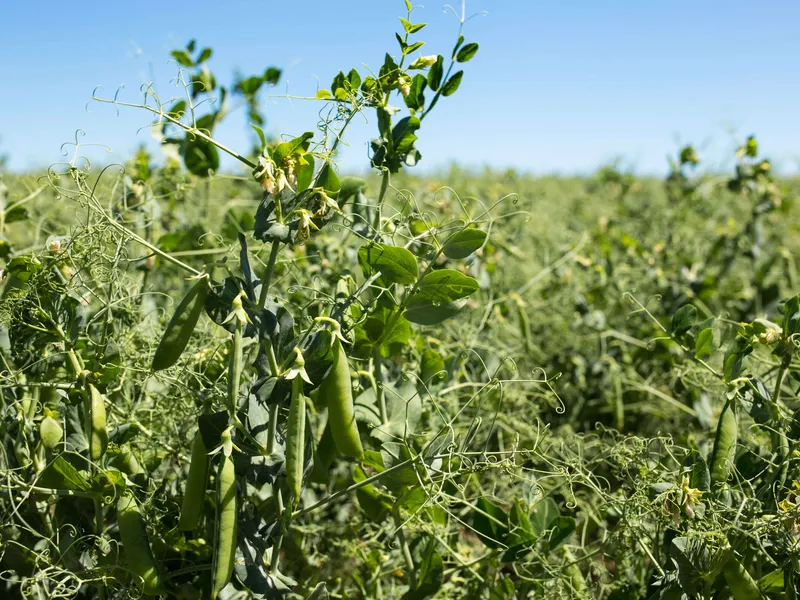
[
  {"x1": 473, "y1": 497, "x2": 509, "y2": 549},
  {"x1": 441, "y1": 70, "x2": 463, "y2": 97},
  {"x1": 456, "y1": 42, "x2": 479, "y2": 62},
  {"x1": 443, "y1": 227, "x2": 487, "y2": 259},
  {"x1": 695, "y1": 328, "x2": 714, "y2": 358},
  {"x1": 358, "y1": 243, "x2": 418, "y2": 284},
  {"x1": 401, "y1": 538, "x2": 443, "y2": 599},
  {"x1": 404, "y1": 298, "x2": 465, "y2": 325},
  {"x1": 416, "y1": 269, "x2": 479, "y2": 302},
  {"x1": 546, "y1": 516, "x2": 576, "y2": 552},
  {"x1": 183, "y1": 137, "x2": 219, "y2": 177},
  {"x1": 670, "y1": 304, "x2": 696, "y2": 338}
]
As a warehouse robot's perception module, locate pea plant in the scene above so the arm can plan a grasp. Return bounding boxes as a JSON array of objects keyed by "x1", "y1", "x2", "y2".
[{"x1": 0, "y1": 3, "x2": 552, "y2": 598}]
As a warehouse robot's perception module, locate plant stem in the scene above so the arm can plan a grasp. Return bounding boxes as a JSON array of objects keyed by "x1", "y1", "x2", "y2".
[
  {"x1": 258, "y1": 240, "x2": 281, "y2": 309},
  {"x1": 373, "y1": 346, "x2": 389, "y2": 425},
  {"x1": 393, "y1": 508, "x2": 417, "y2": 589},
  {"x1": 372, "y1": 169, "x2": 390, "y2": 233}
]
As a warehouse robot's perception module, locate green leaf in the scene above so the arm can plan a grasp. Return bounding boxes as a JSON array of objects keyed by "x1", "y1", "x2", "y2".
[
  {"x1": 353, "y1": 465, "x2": 392, "y2": 521},
  {"x1": 416, "y1": 269, "x2": 479, "y2": 302},
  {"x1": 456, "y1": 42, "x2": 479, "y2": 62},
  {"x1": 546, "y1": 516, "x2": 576, "y2": 552},
  {"x1": 171, "y1": 50, "x2": 194, "y2": 67},
  {"x1": 441, "y1": 71, "x2": 464, "y2": 96},
  {"x1": 182, "y1": 137, "x2": 219, "y2": 177},
  {"x1": 443, "y1": 227, "x2": 487, "y2": 259},
  {"x1": 783, "y1": 295, "x2": 800, "y2": 337},
  {"x1": 316, "y1": 162, "x2": 341, "y2": 195},
  {"x1": 427, "y1": 56, "x2": 444, "y2": 91},
  {"x1": 402, "y1": 539, "x2": 443, "y2": 600},
  {"x1": 695, "y1": 328, "x2": 714, "y2": 358},
  {"x1": 316, "y1": 89, "x2": 332, "y2": 100},
  {"x1": 39, "y1": 456, "x2": 93, "y2": 491},
  {"x1": 671, "y1": 304, "x2": 697, "y2": 337},
  {"x1": 404, "y1": 74, "x2": 427, "y2": 111},
  {"x1": 399, "y1": 18, "x2": 427, "y2": 34},
  {"x1": 420, "y1": 348, "x2": 445, "y2": 384},
  {"x1": 473, "y1": 497, "x2": 509, "y2": 549},
  {"x1": 251, "y1": 125, "x2": 267, "y2": 150},
  {"x1": 404, "y1": 41, "x2": 425, "y2": 55},
  {"x1": 197, "y1": 47, "x2": 213, "y2": 63},
  {"x1": 264, "y1": 66, "x2": 281, "y2": 84},
  {"x1": 358, "y1": 243, "x2": 418, "y2": 284},
  {"x1": 404, "y1": 298, "x2": 465, "y2": 325},
  {"x1": 338, "y1": 176, "x2": 366, "y2": 204},
  {"x1": 295, "y1": 153, "x2": 315, "y2": 193},
  {"x1": 530, "y1": 498, "x2": 559, "y2": 535},
  {"x1": 272, "y1": 131, "x2": 314, "y2": 165}
]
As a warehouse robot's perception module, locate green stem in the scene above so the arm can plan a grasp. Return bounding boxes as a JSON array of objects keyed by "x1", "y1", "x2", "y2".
[
  {"x1": 393, "y1": 507, "x2": 416, "y2": 589},
  {"x1": 258, "y1": 240, "x2": 281, "y2": 309},
  {"x1": 372, "y1": 169, "x2": 390, "y2": 233},
  {"x1": 373, "y1": 346, "x2": 389, "y2": 425}
]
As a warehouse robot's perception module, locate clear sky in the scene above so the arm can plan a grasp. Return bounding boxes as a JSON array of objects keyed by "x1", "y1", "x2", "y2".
[{"x1": 2, "y1": 0, "x2": 799, "y2": 175}]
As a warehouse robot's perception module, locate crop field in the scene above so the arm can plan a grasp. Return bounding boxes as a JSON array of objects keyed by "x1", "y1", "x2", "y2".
[{"x1": 2, "y1": 2, "x2": 800, "y2": 599}]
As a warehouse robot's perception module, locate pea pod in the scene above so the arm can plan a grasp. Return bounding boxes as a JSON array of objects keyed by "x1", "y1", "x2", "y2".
[
  {"x1": 722, "y1": 554, "x2": 760, "y2": 600},
  {"x1": 710, "y1": 399, "x2": 738, "y2": 486},
  {"x1": 311, "y1": 424, "x2": 336, "y2": 484},
  {"x1": 87, "y1": 384, "x2": 108, "y2": 462},
  {"x1": 286, "y1": 378, "x2": 306, "y2": 506},
  {"x1": 179, "y1": 432, "x2": 209, "y2": 531},
  {"x1": 40, "y1": 409, "x2": 62, "y2": 449},
  {"x1": 107, "y1": 445, "x2": 143, "y2": 476},
  {"x1": 117, "y1": 491, "x2": 166, "y2": 596},
  {"x1": 319, "y1": 339, "x2": 363, "y2": 460},
  {"x1": 151, "y1": 276, "x2": 208, "y2": 371},
  {"x1": 211, "y1": 437, "x2": 237, "y2": 599}
]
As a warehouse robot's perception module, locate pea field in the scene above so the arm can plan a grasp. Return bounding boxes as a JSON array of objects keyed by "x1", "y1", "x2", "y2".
[{"x1": 2, "y1": 3, "x2": 800, "y2": 599}]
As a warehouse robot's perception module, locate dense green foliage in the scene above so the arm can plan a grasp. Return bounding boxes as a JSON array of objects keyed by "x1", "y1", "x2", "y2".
[{"x1": 2, "y1": 3, "x2": 800, "y2": 599}]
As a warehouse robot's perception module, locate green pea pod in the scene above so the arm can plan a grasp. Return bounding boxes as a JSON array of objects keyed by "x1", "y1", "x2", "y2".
[
  {"x1": 722, "y1": 554, "x2": 761, "y2": 600},
  {"x1": 88, "y1": 384, "x2": 108, "y2": 462},
  {"x1": 40, "y1": 409, "x2": 62, "y2": 449},
  {"x1": 319, "y1": 339, "x2": 363, "y2": 460},
  {"x1": 117, "y1": 491, "x2": 166, "y2": 596},
  {"x1": 152, "y1": 276, "x2": 208, "y2": 371},
  {"x1": 710, "y1": 399, "x2": 738, "y2": 486},
  {"x1": 311, "y1": 424, "x2": 337, "y2": 484},
  {"x1": 286, "y1": 378, "x2": 307, "y2": 506},
  {"x1": 107, "y1": 445, "x2": 144, "y2": 476},
  {"x1": 179, "y1": 433, "x2": 209, "y2": 531},
  {"x1": 211, "y1": 451, "x2": 237, "y2": 599}
]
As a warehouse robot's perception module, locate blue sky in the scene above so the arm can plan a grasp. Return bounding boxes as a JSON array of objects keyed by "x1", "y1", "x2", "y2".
[{"x1": 2, "y1": 0, "x2": 799, "y2": 175}]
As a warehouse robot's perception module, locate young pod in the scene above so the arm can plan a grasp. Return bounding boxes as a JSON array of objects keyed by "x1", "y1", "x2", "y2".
[
  {"x1": 710, "y1": 400, "x2": 738, "y2": 486},
  {"x1": 40, "y1": 409, "x2": 63, "y2": 449},
  {"x1": 152, "y1": 276, "x2": 208, "y2": 372},
  {"x1": 88, "y1": 384, "x2": 108, "y2": 462},
  {"x1": 179, "y1": 432, "x2": 209, "y2": 531},
  {"x1": 286, "y1": 378, "x2": 307, "y2": 506},
  {"x1": 107, "y1": 445, "x2": 144, "y2": 476},
  {"x1": 722, "y1": 554, "x2": 760, "y2": 600},
  {"x1": 211, "y1": 440, "x2": 237, "y2": 599},
  {"x1": 117, "y1": 491, "x2": 166, "y2": 596},
  {"x1": 319, "y1": 339, "x2": 363, "y2": 460}
]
